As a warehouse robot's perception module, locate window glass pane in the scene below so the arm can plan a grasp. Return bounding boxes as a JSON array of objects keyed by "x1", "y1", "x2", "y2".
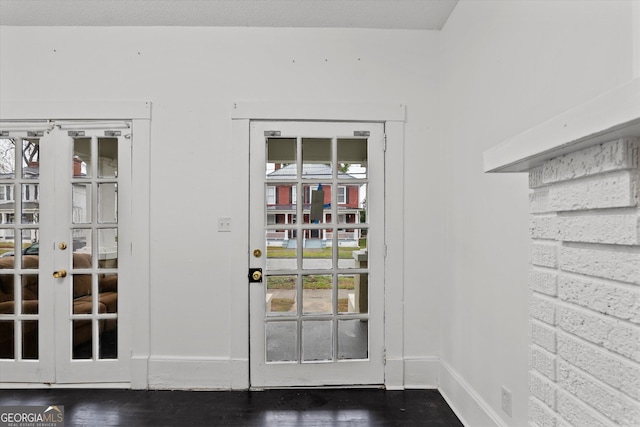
[
  {"x1": 73, "y1": 138, "x2": 91, "y2": 177},
  {"x1": 338, "y1": 320, "x2": 368, "y2": 360},
  {"x1": 72, "y1": 228, "x2": 91, "y2": 257},
  {"x1": 0, "y1": 320, "x2": 15, "y2": 359},
  {"x1": 337, "y1": 138, "x2": 367, "y2": 180},
  {"x1": 22, "y1": 139, "x2": 40, "y2": 180},
  {"x1": 72, "y1": 319, "x2": 92, "y2": 359},
  {"x1": 266, "y1": 275, "x2": 296, "y2": 317},
  {"x1": 266, "y1": 321, "x2": 297, "y2": 362},
  {"x1": 21, "y1": 185, "x2": 39, "y2": 224},
  {"x1": 0, "y1": 272, "x2": 15, "y2": 314},
  {"x1": 302, "y1": 275, "x2": 332, "y2": 315},
  {"x1": 98, "y1": 229, "x2": 117, "y2": 269},
  {"x1": 266, "y1": 231, "x2": 296, "y2": 271},
  {"x1": 72, "y1": 183, "x2": 92, "y2": 224},
  {"x1": 73, "y1": 275, "x2": 92, "y2": 313},
  {"x1": 0, "y1": 139, "x2": 16, "y2": 179},
  {"x1": 338, "y1": 274, "x2": 358, "y2": 313},
  {"x1": 337, "y1": 229, "x2": 367, "y2": 269},
  {"x1": 100, "y1": 323, "x2": 117, "y2": 360},
  {"x1": 267, "y1": 138, "x2": 296, "y2": 176},
  {"x1": 22, "y1": 320, "x2": 38, "y2": 360},
  {"x1": 302, "y1": 228, "x2": 331, "y2": 270},
  {"x1": 302, "y1": 138, "x2": 331, "y2": 180},
  {"x1": 21, "y1": 274, "x2": 38, "y2": 314},
  {"x1": 20, "y1": 229, "x2": 39, "y2": 269},
  {"x1": 98, "y1": 183, "x2": 117, "y2": 223},
  {"x1": 302, "y1": 320, "x2": 332, "y2": 362},
  {"x1": 98, "y1": 137, "x2": 118, "y2": 178},
  {"x1": 305, "y1": 183, "x2": 330, "y2": 223}
]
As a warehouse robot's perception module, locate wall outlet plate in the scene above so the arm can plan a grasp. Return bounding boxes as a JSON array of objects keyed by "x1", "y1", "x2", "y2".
[
  {"x1": 218, "y1": 217, "x2": 231, "y2": 232},
  {"x1": 501, "y1": 386, "x2": 512, "y2": 417}
]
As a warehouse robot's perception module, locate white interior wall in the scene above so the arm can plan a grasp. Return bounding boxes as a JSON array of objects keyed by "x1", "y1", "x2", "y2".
[
  {"x1": 0, "y1": 26, "x2": 444, "y2": 385},
  {"x1": 440, "y1": 1, "x2": 636, "y2": 425}
]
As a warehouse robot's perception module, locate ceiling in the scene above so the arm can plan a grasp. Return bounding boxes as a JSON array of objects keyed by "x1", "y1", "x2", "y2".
[{"x1": 0, "y1": 0, "x2": 458, "y2": 30}]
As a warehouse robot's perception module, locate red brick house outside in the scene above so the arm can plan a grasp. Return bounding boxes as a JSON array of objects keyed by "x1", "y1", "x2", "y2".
[{"x1": 266, "y1": 164, "x2": 364, "y2": 247}]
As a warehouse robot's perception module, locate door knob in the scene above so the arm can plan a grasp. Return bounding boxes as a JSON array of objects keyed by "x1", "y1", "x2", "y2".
[
  {"x1": 53, "y1": 269, "x2": 67, "y2": 278},
  {"x1": 248, "y1": 268, "x2": 263, "y2": 283}
]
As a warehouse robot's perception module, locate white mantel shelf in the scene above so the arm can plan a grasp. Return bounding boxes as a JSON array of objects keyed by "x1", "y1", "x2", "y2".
[{"x1": 484, "y1": 79, "x2": 640, "y2": 173}]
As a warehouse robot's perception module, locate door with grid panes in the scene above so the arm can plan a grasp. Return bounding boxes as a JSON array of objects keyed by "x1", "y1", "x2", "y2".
[
  {"x1": 249, "y1": 121, "x2": 384, "y2": 387},
  {"x1": 0, "y1": 123, "x2": 131, "y2": 383}
]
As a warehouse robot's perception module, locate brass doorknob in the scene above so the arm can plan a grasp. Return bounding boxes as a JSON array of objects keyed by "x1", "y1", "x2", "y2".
[
  {"x1": 252, "y1": 270, "x2": 262, "y2": 281},
  {"x1": 53, "y1": 269, "x2": 67, "y2": 278}
]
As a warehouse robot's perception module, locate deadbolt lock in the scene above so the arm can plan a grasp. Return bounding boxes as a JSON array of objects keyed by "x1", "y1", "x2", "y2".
[
  {"x1": 253, "y1": 249, "x2": 262, "y2": 258},
  {"x1": 248, "y1": 268, "x2": 262, "y2": 283}
]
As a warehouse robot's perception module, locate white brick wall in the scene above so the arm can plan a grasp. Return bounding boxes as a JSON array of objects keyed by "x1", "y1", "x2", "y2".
[{"x1": 528, "y1": 138, "x2": 640, "y2": 426}]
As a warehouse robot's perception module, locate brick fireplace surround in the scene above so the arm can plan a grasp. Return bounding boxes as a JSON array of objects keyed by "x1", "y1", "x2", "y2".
[{"x1": 485, "y1": 79, "x2": 640, "y2": 426}]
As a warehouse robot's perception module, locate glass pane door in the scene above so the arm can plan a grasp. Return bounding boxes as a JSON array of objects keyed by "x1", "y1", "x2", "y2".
[
  {"x1": 0, "y1": 123, "x2": 131, "y2": 384},
  {"x1": 250, "y1": 122, "x2": 384, "y2": 387},
  {"x1": 54, "y1": 129, "x2": 130, "y2": 383},
  {"x1": 0, "y1": 135, "x2": 51, "y2": 382}
]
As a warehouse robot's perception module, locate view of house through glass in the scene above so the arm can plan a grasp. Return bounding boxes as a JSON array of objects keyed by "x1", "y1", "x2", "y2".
[
  {"x1": 0, "y1": 133, "x2": 119, "y2": 362},
  {"x1": 264, "y1": 135, "x2": 370, "y2": 363}
]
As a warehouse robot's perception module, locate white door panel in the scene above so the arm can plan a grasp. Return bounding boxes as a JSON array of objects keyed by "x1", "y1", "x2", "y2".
[
  {"x1": 249, "y1": 121, "x2": 385, "y2": 387},
  {"x1": 0, "y1": 123, "x2": 131, "y2": 383}
]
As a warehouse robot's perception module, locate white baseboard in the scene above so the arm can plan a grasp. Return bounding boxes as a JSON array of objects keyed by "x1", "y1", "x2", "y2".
[
  {"x1": 148, "y1": 357, "x2": 249, "y2": 390},
  {"x1": 438, "y1": 360, "x2": 506, "y2": 427},
  {"x1": 403, "y1": 356, "x2": 439, "y2": 388}
]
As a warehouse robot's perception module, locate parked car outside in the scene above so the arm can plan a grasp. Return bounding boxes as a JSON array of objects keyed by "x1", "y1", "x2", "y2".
[
  {"x1": 0, "y1": 239, "x2": 85, "y2": 257},
  {"x1": 0, "y1": 242, "x2": 39, "y2": 258}
]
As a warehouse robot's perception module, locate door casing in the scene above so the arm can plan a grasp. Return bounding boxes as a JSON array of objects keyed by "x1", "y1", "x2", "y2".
[
  {"x1": 0, "y1": 101, "x2": 151, "y2": 388},
  {"x1": 231, "y1": 102, "x2": 406, "y2": 390}
]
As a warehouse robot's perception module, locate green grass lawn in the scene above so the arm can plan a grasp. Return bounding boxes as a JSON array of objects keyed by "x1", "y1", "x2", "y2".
[
  {"x1": 267, "y1": 275, "x2": 355, "y2": 290},
  {"x1": 267, "y1": 245, "x2": 364, "y2": 259}
]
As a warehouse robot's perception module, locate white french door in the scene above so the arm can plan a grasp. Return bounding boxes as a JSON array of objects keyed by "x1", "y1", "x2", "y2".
[
  {"x1": 249, "y1": 121, "x2": 385, "y2": 387},
  {"x1": 0, "y1": 122, "x2": 131, "y2": 383}
]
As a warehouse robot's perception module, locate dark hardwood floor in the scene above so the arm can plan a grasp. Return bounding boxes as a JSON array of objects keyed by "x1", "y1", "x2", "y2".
[{"x1": 0, "y1": 388, "x2": 463, "y2": 426}]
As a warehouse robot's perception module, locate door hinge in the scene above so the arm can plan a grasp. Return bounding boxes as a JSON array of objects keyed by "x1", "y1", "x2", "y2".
[
  {"x1": 384, "y1": 244, "x2": 388, "y2": 258},
  {"x1": 383, "y1": 348, "x2": 387, "y2": 365},
  {"x1": 383, "y1": 134, "x2": 387, "y2": 152}
]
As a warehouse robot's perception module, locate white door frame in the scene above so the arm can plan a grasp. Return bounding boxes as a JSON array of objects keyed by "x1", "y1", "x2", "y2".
[
  {"x1": 231, "y1": 102, "x2": 405, "y2": 389},
  {"x1": 0, "y1": 100, "x2": 151, "y2": 388}
]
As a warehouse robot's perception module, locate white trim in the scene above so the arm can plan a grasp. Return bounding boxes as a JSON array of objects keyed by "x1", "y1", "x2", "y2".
[
  {"x1": 233, "y1": 102, "x2": 405, "y2": 390},
  {"x1": 148, "y1": 357, "x2": 248, "y2": 390},
  {"x1": 0, "y1": 383, "x2": 130, "y2": 389},
  {"x1": 484, "y1": 79, "x2": 640, "y2": 173},
  {"x1": 229, "y1": 119, "x2": 251, "y2": 389},
  {"x1": 0, "y1": 100, "x2": 151, "y2": 387},
  {"x1": 402, "y1": 356, "x2": 439, "y2": 389},
  {"x1": 383, "y1": 120, "x2": 405, "y2": 389},
  {"x1": 634, "y1": 0, "x2": 640, "y2": 79},
  {"x1": 231, "y1": 102, "x2": 405, "y2": 122},
  {"x1": 0, "y1": 100, "x2": 151, "y2": 120},
  {"x1": 439, "y1": 360, "x2": 507, "y2": 427}
]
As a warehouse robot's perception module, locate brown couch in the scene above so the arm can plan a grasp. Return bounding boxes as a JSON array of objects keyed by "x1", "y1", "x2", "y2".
[{"x1": 0, "y1": 253, "x2": 117, "y2": 359}]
